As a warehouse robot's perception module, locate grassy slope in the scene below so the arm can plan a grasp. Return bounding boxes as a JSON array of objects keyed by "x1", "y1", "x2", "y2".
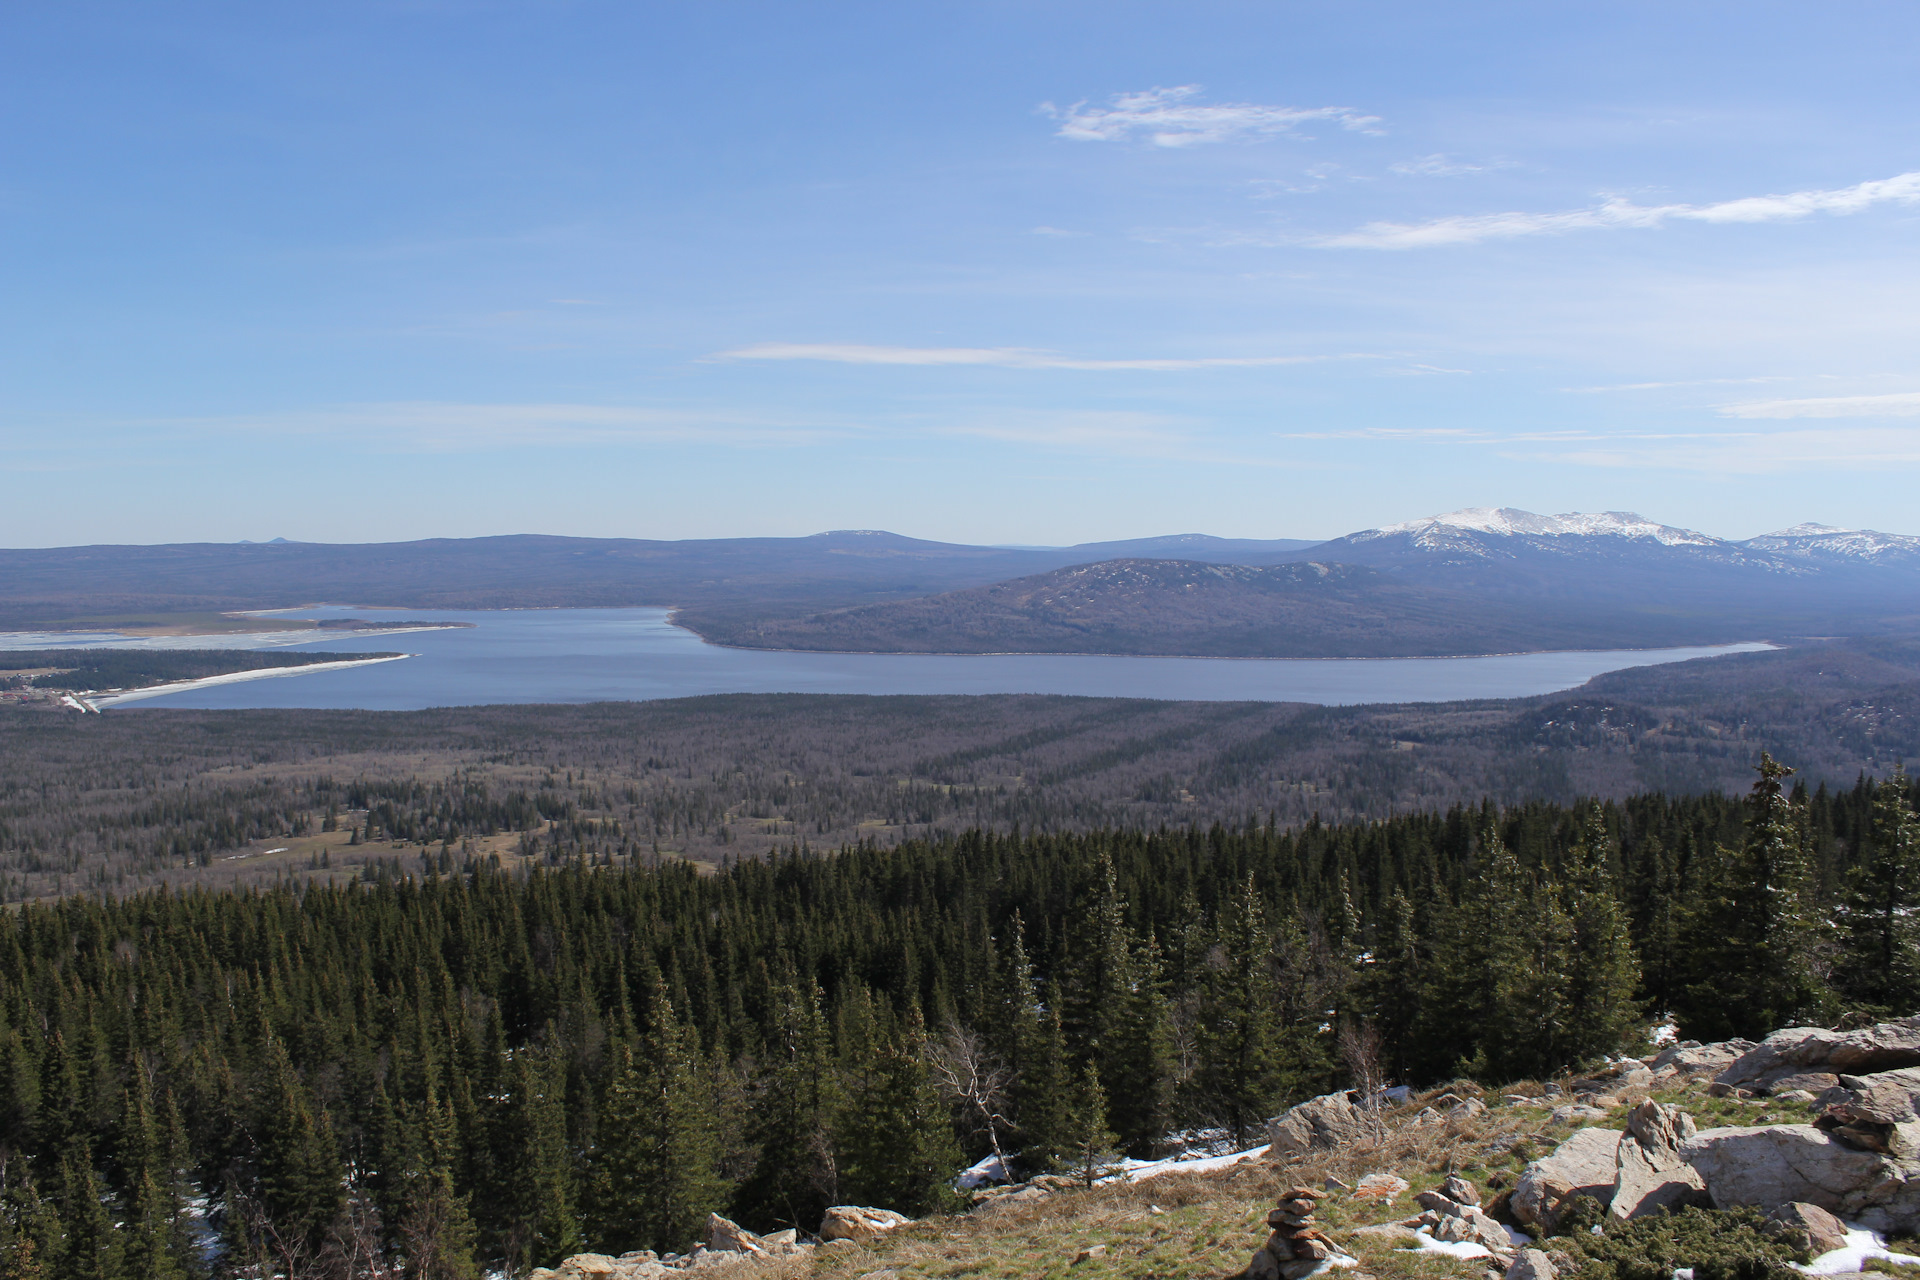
[{"x1": 740, "y1": 1081, "x2": 1842, "y2": 1280}]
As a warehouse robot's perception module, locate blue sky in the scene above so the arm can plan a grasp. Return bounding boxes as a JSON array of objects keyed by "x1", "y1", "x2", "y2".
[{"x1": 4, "y1": 1, "x2": 1919, "y2": 547}]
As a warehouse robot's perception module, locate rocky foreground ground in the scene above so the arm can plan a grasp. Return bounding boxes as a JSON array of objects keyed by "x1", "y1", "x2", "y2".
[{"x1": 534, "y1": 1016, "x2": 1920, "y2": 1280}]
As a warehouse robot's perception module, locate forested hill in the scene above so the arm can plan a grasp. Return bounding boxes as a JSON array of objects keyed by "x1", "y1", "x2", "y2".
[
  {"x1": 680, "y1": 557, "x2": 1760, "y2": 656},
  {"x1": 0, "y1": 765, "x2": 1913, "y2": 1279}
]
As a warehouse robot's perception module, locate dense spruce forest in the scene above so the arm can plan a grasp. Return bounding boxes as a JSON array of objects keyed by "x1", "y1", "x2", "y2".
[{"x1": 0, "y1": 758, "x2": 1916, "y2": 1280}]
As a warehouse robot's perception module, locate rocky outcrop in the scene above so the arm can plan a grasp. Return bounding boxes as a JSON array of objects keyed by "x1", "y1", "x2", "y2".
[
  {"x1": 1267, "y1": 1091, "x2": 1371, "y2": 1161},
  {"x1": 1714, "y1": 1017, "x2": 1920, "y2": 1094},
  {"x1": 1512, "y1": 1128, "x2": 1622, "y2": 1232},
  {"x1": 1816, "y1": 1065, "x2": 1920, "y2": 1158},
  {"x1": 1611, "y1": 1101, "x2": 1708, "y2": 1220},
  {"x1": 1678, "y1": 1123, "x2": 1920, "y2": 1232},
  {"x1": 1410, "y1": 1175, "x2": 1513, "y2": 1260},
  {"x1": 1243, "y1": 1186, "x2": 1351, "y2": 1280}
]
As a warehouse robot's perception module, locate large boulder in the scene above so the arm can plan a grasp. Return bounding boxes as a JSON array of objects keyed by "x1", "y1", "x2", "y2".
[
  {"x1": 1267, "y1": 1091, "x2": 1371, "y2": 1162},
  {"x1": 1715, "y1": 1017, "x2": 1920, "y2": 1094},
  {"x1": 819, "y1": 1206, "x2": 911, "y2": 1242},
  {"x1": 1678, "y1": 1123, "x2": 1920, "y2": 1232},
  {"x1": 1651, "y1": 1039, "x2": 1755, "y2": 1076},
  {"x1": 1512, "y1": 1128, "x2": 1622, "y2": 1232},
  {"x1": 1611, "y1": 1101, "x2": 1708, "y2": 1220}
]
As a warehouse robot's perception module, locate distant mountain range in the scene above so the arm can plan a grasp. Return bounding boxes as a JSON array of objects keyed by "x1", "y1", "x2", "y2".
[{"x1": 5, "y1": 509, "x2": 1920, "y2": 657}]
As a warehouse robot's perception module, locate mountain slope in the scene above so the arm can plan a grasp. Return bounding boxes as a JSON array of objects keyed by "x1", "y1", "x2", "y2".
[
  {"x1": 0, "y1": 530, "x2": 1323, "y2": 629},
  {"x1": 685, "y1": 557, "x2": 1763, "y2": 657}
]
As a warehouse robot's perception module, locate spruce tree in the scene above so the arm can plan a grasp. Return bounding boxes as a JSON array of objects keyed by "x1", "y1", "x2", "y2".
[
  {"x1": 1059, "y1": 1061, "x2": 1119, "y2": 1189},
  {"x1": 1674, "y1": 754, "x2": 1834, "y2": 1039},
  {"x1": 1836, "y1": 770, "x2": 1920, "y2": 1015},
  {"x1": 835, "y1": 1003, "x2": 960, "y2": 1216},
  {"x1": 735, "y1": 979, "x2": 840, "y2": 1234},
  {"x1": 1560, "y1": 807, "x2": 1644, "y2": 1064},
  {"x1": 592, "y1": 989, "x2": 726, "y2": 1255},
  {"x1": 251, "y1": 1031, "x2": 345, "y2": 1255},
  {"x1": 1014, "y1": 1000, "x2": 1072, "y2": 1175},
  {"x1": 1190, "y1": 876, "x2": 1284, "y2": 1146}
]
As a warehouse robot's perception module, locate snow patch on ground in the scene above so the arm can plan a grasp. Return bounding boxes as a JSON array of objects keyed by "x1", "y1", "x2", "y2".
[
  {"x1": 955, "y1": 1154, "x2": 1013, "y2": 1189},
  {"x1": 1402, "y1": 1229, "x2": 1494, "y2": 1260},
  {"x1": 1110, "y1": 1143, "x2": 1270, "y2": 1182},
  {"x1": 1797, "y1": 1225, "x2": 1920, "y2": 1276}
]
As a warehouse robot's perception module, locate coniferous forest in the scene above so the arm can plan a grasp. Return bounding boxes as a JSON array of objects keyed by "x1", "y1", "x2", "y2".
[{"x1": 0, "y1": 755, "x2": 1916, "y2": 1280}]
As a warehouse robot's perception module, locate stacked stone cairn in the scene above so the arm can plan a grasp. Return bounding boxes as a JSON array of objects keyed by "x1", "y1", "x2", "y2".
[{"x1": 1246, "y1": 1186, "x2": 1340, "y2": 1280}]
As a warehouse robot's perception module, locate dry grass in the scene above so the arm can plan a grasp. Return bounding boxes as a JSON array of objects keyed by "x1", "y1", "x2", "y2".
[{"x1": 696, "y1": 1075, "x2": 1816, "y2": 1280}]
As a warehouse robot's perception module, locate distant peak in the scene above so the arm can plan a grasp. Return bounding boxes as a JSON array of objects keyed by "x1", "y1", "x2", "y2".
[
  {"x1": 1365, "y1": 507, "x2": 1716, "y2": 546},
  {"x1": 1759, "y1": 522, "x2": 1854, "y2": 537}
]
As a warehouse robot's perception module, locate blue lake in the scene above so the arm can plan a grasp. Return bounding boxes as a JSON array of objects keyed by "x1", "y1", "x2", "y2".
[{"x1": 2, "y1": 607, "x2": 1774, "y2": 710}]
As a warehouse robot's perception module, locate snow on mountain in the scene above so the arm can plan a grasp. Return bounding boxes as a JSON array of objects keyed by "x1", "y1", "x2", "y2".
[
  {"x1": 1743, "y1": 524, "x2": 1920, "y2": 563},
  {"x1": 1354, "y1": 507, "x2": 1724, "y2": 551}
]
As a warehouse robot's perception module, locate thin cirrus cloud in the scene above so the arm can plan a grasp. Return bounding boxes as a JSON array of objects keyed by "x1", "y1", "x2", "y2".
[
  {"x1": 1042, "y1": 85, "x2": 1381, "y2": 147},
  {"x1": 717, "y1": 343, "x2": 1362, "y2": 371},
  {"x1": 1720, "y1": 390, "x2": 1920, "y2": 420},
  {"x1": 1320, "y1": 170, "x2": 1920, "y2": 248}
]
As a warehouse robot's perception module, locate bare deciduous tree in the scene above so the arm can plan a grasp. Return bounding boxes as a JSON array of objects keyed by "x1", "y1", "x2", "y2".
[{"x1": 928, "y1": 1022, "x2": 1015, "y2": 1179}]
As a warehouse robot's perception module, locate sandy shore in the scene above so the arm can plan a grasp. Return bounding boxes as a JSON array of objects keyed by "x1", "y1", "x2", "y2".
[{"x1": 90, "y1": 654, "x2": 412, "y2": 708}]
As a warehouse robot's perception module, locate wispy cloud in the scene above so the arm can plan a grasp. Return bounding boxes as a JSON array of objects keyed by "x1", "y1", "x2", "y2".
[
  {"x1": 1566, "y1": 376, "x2": 1807, "y2": 393},
  {"x1": 140, "y1": 402, "x2": 847, "y2": 451},
  {"x1": 1389, "y1": 154, "x2": 1496, "y2": 177},
  {"x1": 1720, "y1": 390, "x2": 1920, "y2": 420},
  {"x1": 1321, "y1": 170, "x2": 1920, "y2": 249},
  {"x1": 717, "y1": 343, "x2": 1366, "y2": 372},
  {"x1": 1043, "y1": 86, "x2": 1380, "y2": 147},
  {"x1": 1512, "y1": 426, "x2": 1920, "y2": 473}
]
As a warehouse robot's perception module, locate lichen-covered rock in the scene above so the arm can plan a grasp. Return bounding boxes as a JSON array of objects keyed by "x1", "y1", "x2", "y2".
[
  {"x1": 1651, "y1": 1039, "x2": 1756, "y2": 1076},
  {"x1": 1267, "y1": 1091, "x2": 1370, "y2": 1160},
  {"x1": 1352, "y1": 1172, "x2": 1409, "y2": 1203},
  {"x1": 1512, "y1": 1128, "x2": 1622, "y2": 1231}
]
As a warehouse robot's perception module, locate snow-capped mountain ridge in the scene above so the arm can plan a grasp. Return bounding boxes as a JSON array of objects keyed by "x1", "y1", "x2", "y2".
[
  {"x1": 1744, "y1": 523, "x2": 1920, "y2": 563},
  {"x1": 1362, "y1": 507, "x2": 1720, "y2": 548}
]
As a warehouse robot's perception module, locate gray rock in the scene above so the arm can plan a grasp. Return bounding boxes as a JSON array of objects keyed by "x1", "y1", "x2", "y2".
[
  {"x1": 1451, "y1": 1098, "x2": 1490, "y2": 1120},
  {"x1": 705, "y1": 1213, "x2": 765, "y2": 1255},
  {"x1": 1763, "y1": 1201, "x2": 1851, "y2": 1257},
  {"x1": 1550, "y1": 1104, "x2": 1610, "y2": 1124},
  {"x1": 1679, "y1": 1123, "x2": 1920, "y2": 1232},
  {"x1": 1651, "y1": 1039, "x2": 1756, "y2": 1075},
  {"x1": 1268, "y1": 1091, "x2": 1371, "y2": 1160},
  {"x1": 1505, "y1": 1249, "x2": 1556, "y2": 1280},
  {"x1": 1766, "y1": 1072, "x2": 1841, "y2": 1096},
  {"x1": 1716, "y1": 1018, "x2": 1920, "y2": 1094},
  {"x1": 1443, "y1": 1175, "x2": 1481, "y2": 1207},
  {"x1": 1611, "y1": 1133, "x2": 1708, "y2": 1220},
  {"x1": 1625, "y1": 1100, "x2": 1697, "y2": 1151},
  {"x1": 1512, "y1": 1128, "x2": 1623, "y2": 1231},
  {"x1": 1417, "y1": 1190, "x2": 1470, "y2": 1216}
]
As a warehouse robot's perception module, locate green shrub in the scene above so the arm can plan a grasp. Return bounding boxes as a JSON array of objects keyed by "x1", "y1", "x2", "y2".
[{"x1": 1562, "y1": 1206, "x2": 1806, "y2": 1280}]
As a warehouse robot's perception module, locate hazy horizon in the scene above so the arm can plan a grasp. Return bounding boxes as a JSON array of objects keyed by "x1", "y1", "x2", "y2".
[{"x1": 5, "y1": 3, "x2": 1918, "y2": 548}]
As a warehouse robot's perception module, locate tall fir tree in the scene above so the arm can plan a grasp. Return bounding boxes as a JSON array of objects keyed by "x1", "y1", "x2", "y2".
[
  {"x1": 1189, "y1": 876, "x2": 1285, "y2": 1146},
  {"x1": 735, "y1": 979, "x2": 840, "y2": 1233},
  {"x1": 835, "y1": 1001, "x2": 960, "y2": 1216},
  {"x1": 1835, "y1": 770, "x2": 1920, "y2": 1015},
  {"x1": 1059, "y1": 1061, "x2": 1119, "y2": 1189},
  {"x1": 1559, "y1": 807, "x2": 1644, "y2": 1064},
  {"x1": 1674, "y1": 754, "x2": 1834, "y2": 1039},
  {"x1": 592, "y1": 988, "x2": 727, "y2": 1255}
]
